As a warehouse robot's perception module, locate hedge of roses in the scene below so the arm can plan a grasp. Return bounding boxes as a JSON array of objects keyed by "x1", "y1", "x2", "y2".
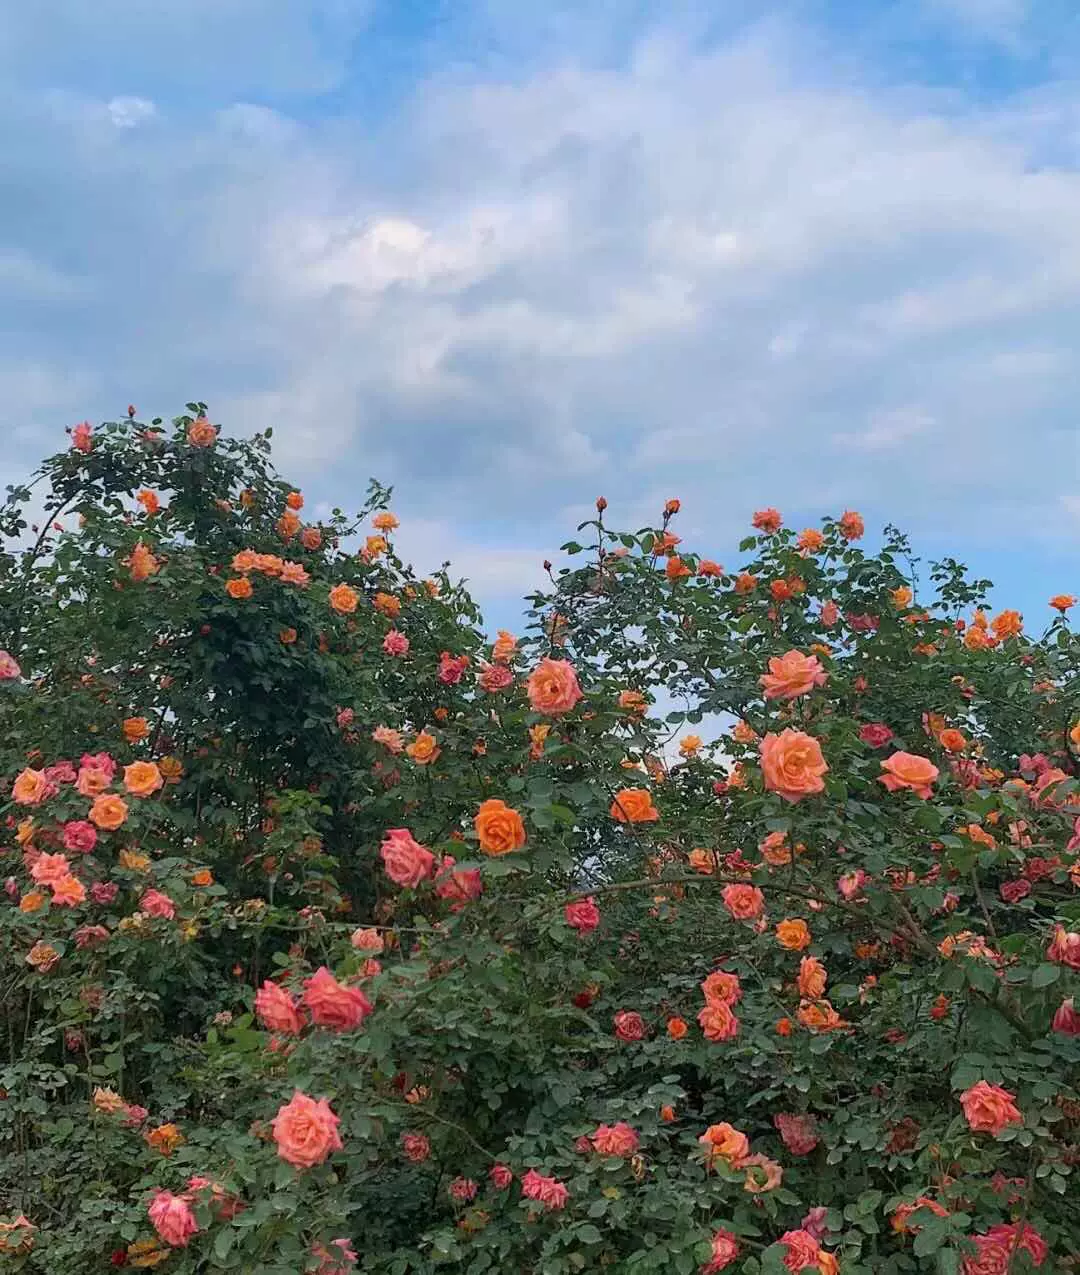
[{"x1": 0, "y1": 408, "x2": 1078, "y2": 1273}]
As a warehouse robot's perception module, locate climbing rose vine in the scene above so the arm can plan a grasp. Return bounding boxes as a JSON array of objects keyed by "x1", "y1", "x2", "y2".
[{"x1": 0, "y1": 407, "x2": 1078, "y2": 1273}]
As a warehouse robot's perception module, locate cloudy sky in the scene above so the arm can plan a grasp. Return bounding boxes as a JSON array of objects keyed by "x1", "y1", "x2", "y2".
[{"x1": 1, "y1": 0, "x2": 1078, "y2": 629}]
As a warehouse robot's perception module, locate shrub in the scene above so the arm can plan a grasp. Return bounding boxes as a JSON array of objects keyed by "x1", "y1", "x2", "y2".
[{"x1": 0, "y1": 409, "x2": 1077, "y2": 1273}]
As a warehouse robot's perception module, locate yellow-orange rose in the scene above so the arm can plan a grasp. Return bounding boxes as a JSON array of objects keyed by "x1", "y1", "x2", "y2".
[
  {"x1": 474, "y1": 799, "x2": 526, "y2": 856},
  {"x1": 123, "y1": 761, "x2": 163, "y2": 798},
  {"x1": 759, "y1": 729, "x2": 828, "y2": 803},
  {"x1": 90, "y1": 793, "x2": 129, "y2": 831},
  {"x1": 610, "y1": 788, "x2": 659, "y2": 823}
]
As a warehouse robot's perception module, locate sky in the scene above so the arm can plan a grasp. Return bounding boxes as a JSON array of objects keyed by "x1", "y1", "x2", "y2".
[{"x1": 1, "y1": 0, "x2": 1078, "y2": 633}]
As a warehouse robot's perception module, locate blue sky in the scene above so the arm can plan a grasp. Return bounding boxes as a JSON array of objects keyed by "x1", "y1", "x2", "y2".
[{"x1": 1, "y1": 0, "x2": 1078, "y2": 633}]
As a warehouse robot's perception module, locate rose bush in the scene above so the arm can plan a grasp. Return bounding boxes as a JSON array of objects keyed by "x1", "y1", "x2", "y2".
[{"x1": 0, "y1": 408, "x2": 1078, "y2": 1272}]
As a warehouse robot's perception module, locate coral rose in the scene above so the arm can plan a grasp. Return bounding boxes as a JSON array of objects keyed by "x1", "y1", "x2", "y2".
[
  {"x1": 667, "y1": 1016, "x2": 688, "y2": 1039},
  {"x1": 752, "y1": 508, "x2": 782, "y2": 533},
  {"x1": 271, "y1": 1091, "x2": 343, "y2": 1169},
  {"x1": 760, "y1": 730, "x2": 828, "y2": 803},
  {"x1": 474, "y1": 798, "x2": 526, "y2": 855},
  {"x1": 186, "y1": 416, "x2": 217, "y2": 447},
  {"x1": 401, "y1": 1133, "x2": 430, "y2": 1162},
  {"x1": 859, "y1": 723, "x2": 893, "y2": 748},
  {"x1": 702, "y1": 1228, "x2": 740, "y2": 1274},
  {"x1": 89, "y1": 794, "x2": 128, "y2": 830},
  {"x1": 610, "y1": 788, "x2": 659, "y2": 823},
  {"x1": 255, "y1": 981, "x2": 304, "y2": 1034},
  {"x1": 698, "y1": 1001, "x2": 739, "y2": 1041},
  {"x1": 779, "y1": 1230, "x2": 823, "y2": 1273},
  {"x1": 838, "y1": 510, "x2": 864, "y2": 540},
  {"x1": 879, "y1": 751, "x2": 939, "y2": 799},
  {"x1": 382, "y1": 630, "x2": 409, "y2": 656},
  {"x1": 12, "y1": 769, "x2": 51, "y2": 806},
  {"x1": 31, "y1": 852, "x2": 70, "y2": 886},
  {"x1": 526, "y1": 658, "x2": 583, "y2": 714},
  {"x1": 140, "y1": 889, "x2": 175, "y2": 919},
  {"x1": 959, "y1": 1081, "x2": 1022, "y2": 1135},
  {"x1": 722, "y1": 884, "x2": 765, "y2": 920},
  {"x1": 380, "y1": 828, "x2": 435, "y2": 888},
  {"x1": 123, "y1": 761, "x2": 163, "y2": 798},
  {"x1": 51, "y1": 875, "x2": 86, "y2": 907},
  {"x1": 303, "y1": 967, "x2": 373, "y2": 1031},
  {"x1": 701, "y1": 970, "x2": 742, "y2": 1005},
  {"x1": 760, "y1": 650, "x2": 828, "y2": 700},
  {"x1": 520, "y1": 1169, "x2": 569, "y2": 1209},
  {"x1": 591, "y1": 1122, "x2": 639, "y2": 1157},
  {"x1": 351, "y1": 927, "x2": 384, "y2": 954},
  {"x1": 147, "y1": 1191, "x2": 198, "y2": 1248}
]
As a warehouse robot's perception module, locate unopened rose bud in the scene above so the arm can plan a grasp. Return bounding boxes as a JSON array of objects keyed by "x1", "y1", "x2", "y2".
[
  {"x1": 596, "y1": 496, "x2": 607, "y2": 512},
  {"x1": 127, "y1": 404, "x2": 136, "y2": 418},
  {"x1": 543, "y1": 560, "x2": 552, "y2": 571}
]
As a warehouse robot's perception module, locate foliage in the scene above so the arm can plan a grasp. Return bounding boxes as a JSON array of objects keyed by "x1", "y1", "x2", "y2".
[{"x1": 0, "y1": 411, "x2": 1078, "y2": 1274}]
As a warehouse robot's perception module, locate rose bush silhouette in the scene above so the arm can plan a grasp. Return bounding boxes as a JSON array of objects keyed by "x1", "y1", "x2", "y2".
[{"x1": 0, "y1": 407, "x2": 1077, "y2": 1272}]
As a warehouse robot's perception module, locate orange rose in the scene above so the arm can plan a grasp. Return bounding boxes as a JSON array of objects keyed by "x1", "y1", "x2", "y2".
[
  {"x1": 159, "y1": 757, "x2": 183, "y2": 783},
  {"x1": 374, "y1": 592, "x2": 401, "y2": 618},
  {"x1": 760, "y1": 650, "x2": 828, "y2": 700},
  {"x1": 959, "y1": 1081, "x2": 1022, "y2": 1135},
  {"x1": 734, "y1": 572, "x2": 757, "y2": 594},
  {"x1": 186, "y1": 416, "x2": 217, "y2": 447},
  {"x1": 938, "y1": 729, "x2": 966, "y2": 753},
  {"x1": 775, "y1": 1017, "x2": 793, "y2": 1037},
  {"x1": 123, "y1": 717, "x2": 149, "y2": 742},
  {"x1": 838, "y1": 509, "x2": 864, "y2": 540},
  {"x1": 191, "y1": 870, "x2": 213, "y2": 887},
  {"x1": 123, "y1": 762, "x2": 163, "y2": 798},
  {"x1": 759, "y1": 729, "x2": 828, "y2": 803},
  {"x1": 797, "y1": 999, "x2": 847, "y2": 1032},
  {"x1": 752, "y1": 508, "x2": 782, "y2": 533},
  {"x1": 618, "y1": 690, "x2": 647, "y2": 715},
  {"x1": 90, "y1": 793, "x2": 129, "y2": 831},
  {"x1": 991, "y1": 609, "x2": 1022, "y2": 640},
  {"x1": 699, "y1": 1122, "x2": 749, "y2": 1165},
  {"x1": 276, "y1": 511, "x2": 301, "y2": 540},
  {"x1": 474, "y1": 799, "x2": 526, "y2": 856},
  {"x1": 1050, "y1": 594, "x2": 1076, "y2": 612},
  {"x1": 776, "y1": 919, "x2": 811, "y2": 950},
  {"x1": 610, "y1": 788, "x2": 659, "y2": 823},
  {"x1": 286, "y1": 491, "x2": 304, "y2": 510},
  {"x1": 136, "y1": 489, "x2": 160, "y2": 516},
  {"x1": 879, "y1": 751, "x2": 939, "y2": 799},
  {"x1": 225, "y1": 577, "x2": 253, "y2": 600},
  {"x1": 722, "y1": 884, "x2": 764, "y2": 920},
  {"x1": 797, "y1": 956, "x2": 827, "y2": 999},
  {"x1": 797, "y1": 528, "x2": 824, "y2": 553},
  {"x1": 279, "y1": 628, "x2": 298, "y2": 645},
  {"x1": 406, "y1": 731, "x2": 440, "y2": 765},
  {"x1": 373, "y1": 511, "x2": 399, "y2": 532},
  {"x1": 666, "y1": 1017, "x2": 688, "y2": 1040},
  {"x1": 701, "y1": 971, "x2": 742, "y2": 1005},
  {"x1": 526, "y1": 658, "x2": 583, "y2": 715},
  {"x1": 20, "y1": 891, "x2": 46, "y2": 914},
  {"x1": 145, "y1": 1123, "x2": 185, "y2": 1156},
  {"x1": 328, "y1": 584, "x2": 358, "y2": 614},
  {"x1": 688, "y1": 848, "x2": 716, "y2": 874},
  {"x1": 698, "y1": 1001, "x2": 739, "y2": 1041}
]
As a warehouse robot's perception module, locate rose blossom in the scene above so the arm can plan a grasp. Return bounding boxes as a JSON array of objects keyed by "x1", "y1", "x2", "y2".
[
  {"x1": 565, "y1": 897, "x2": 600, "y2": 935},
  {"x1": 382, "y1": 630, "x2": 409, "y2": 656},
  {"x1": 91, "y1": 881, "x2": 118, "y2": 905},
  {"x1": 520, "y1": 1168, "x2": 569, "y2": 1209},
  {"x1": 613, "y1": 1010, "x2": 645, "y2": 1041},
  {"x1": 1052, "y1": 998, "x2": 1080, "y2": 1035},
  {"x1": 380, "y1": 828, "x2": 435, "y2": 888},
  {"x1": 702, "y1": 1228, "x2": 739, "y2": 1273},
  {"x1": 62, "y1": 821, "x2": 98, "y2": 853},
  {"x1": 591, "y1": 1122, "x2": 639, "y2": 1157},
  {"x1": 760, "y1": 650, "x2": 828, "y2": 700},
  {"x1": 489, "y1": 1163, "x2": 513, "y2": 1188},
  {"x1": 255, "y1": 980, "x2": 304, "y2": 1034},
  {"x1": 140, "y1": 889, "x2": 175, "y2": 919},
  {"x1": 774, "y1": 1112, "x2": 819, "y2": 1155},
  {"x1": 147, "y1": 1191, "x2": 198, "y2": 1248},
  {"x1": 526, "y1": 658, "x2": 583, "y2": 714},
  {"x1": 759, "y1": 729, "x2": 829, "y2": 802},
  {"x1": 879, "y1": 752, "x2": 939, "y2": 799},
  {"x1": 859, "y1": 723, "x2": 893, "y2": 748},
  {"x1": 959, "y1": 1081, "x2": 1022, "y2": 1135},
  {"x1": 271, "y1": 1091, "x2": 343, "y2": 1169},
  {"x1": 401, "y1": 1132, "x2": 430, "y2": 1162},
  {"x1": 302, "y1": 967, "x2": 373, "y2": 1032}
]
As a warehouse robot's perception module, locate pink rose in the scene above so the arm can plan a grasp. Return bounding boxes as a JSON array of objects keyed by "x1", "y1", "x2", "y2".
[
  {"x1": 449, "y1": 1177, "x2": 478, "y2": 1202},
  {"x1": 774, "y1": 1112, "x2": 819, "y2": 1155},
  {"x1": 63, "y1": 821, "x2": 98, "y2": 853},
  {"x1": 255, "y1": 980, "x2": 304, "y2": 1034},
  {"x1": 302, "y1": 966, "x2": 373, "y2": 1031},
  {"x1": 336, "y1": 708, "x2": 355, "y2": 729},
  {"x1": 382, "y1": 630, "x2": 409, "y2": 656},
  {"x1": 401, "y1": 1133, "x2": 431, "y2": 1162},
  {"x1": 140, "y1": 889, "x2": 175, "y2": 919},
  {"x1": 271, "y1": 1091, "x2": 343, "y2": 1169},
  {"x1": 80, "y1": 752, "x2": 117, "y2": 779},
  {"x1": 565, "y1": 897, "x2": 600, "y2": 935},
  {"x1": 380, "y1": 829, "x2": 435, "y2": 888},
  {"x1": 1053, "y1": 998, "x2": 1080, "y2": 1036},
  {"x1": 437, "y1": 651, "x2": 469, "y2": 685},
  {"x1": 74, "y1": 925, "x2": 109, "y2": 949},
  {"x1": 520, "y1": 1168, "x2": 569, "y2": 1209},
  {"x1": 478, "y1": 661, "x2": 514, "y2": 692},
  {"x1": 147, "y1": 1190, "x2": 198, "y2": 1247},
  {"x1": 31, "y1": 852, "x2": 71, "y2": 886},
  {"x1": 859, "y1": 723, "x2": 893, "y2": 748},
  {"x1": 350, "y1": 927, "x2": 384, "y2": 953},
  {"x1": 44, "y1": 760, "x2": 76, "y2": 783},
  {"x1": 91, "y1": 881, "x2": 118, "y2": 905},
  {"x1": 801, "y1": 1207, "x2": 829, "y2": 1242},
  {"x1": 1047, "y1": 926, "x2": 1080, "y2": 969},
  {"x1": 0, "y1": 650, "x2": 21, "y2": 680},
  {"x1": 490, "y1": 1163, "x2": 513, "y2": 1189},
  {"x1": 613, "y1": 1010, "x2": 646, "y2": 1042},
  {"x1": 999, "y1": 879, "x2": 1030, "y2": 904}
]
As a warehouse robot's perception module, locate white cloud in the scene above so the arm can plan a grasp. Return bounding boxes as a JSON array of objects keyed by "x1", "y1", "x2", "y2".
[
  {"x1": 833, "y1": 408, "x2": 935, "y2": 452},
  {"x1": 106, "y1": 96, "x2": 156, "y2": 129}
]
